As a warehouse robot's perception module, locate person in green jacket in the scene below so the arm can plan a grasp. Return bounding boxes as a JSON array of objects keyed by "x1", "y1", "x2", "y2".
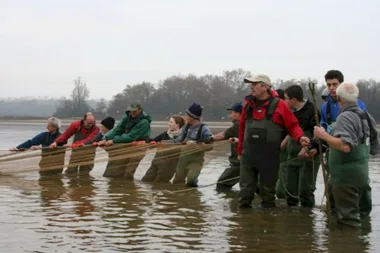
[
  {"x1": 311, "y1": 82, "x2": 377, "y2": 228},
  {"x1": 98, "y1": 102, "x2": 152, "y2": 179}
]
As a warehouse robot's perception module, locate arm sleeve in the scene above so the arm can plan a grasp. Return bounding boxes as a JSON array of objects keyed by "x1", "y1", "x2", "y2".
[
  {"x1": 223, "y1": 123, "x2": 238, "y2": 140},
  {"x1": 113, "y1": 119, "x2": 150, "y2": 143},
  {"x1": 16, "y1": 132, "x2": 45, "y2": 149},
  {"x1": 105, "y1": 116, "x2": 127, "y2": 141},
  {"x1": 333, "y1": 113, "x2": 359, "y2": 149},
  {"x1": 278, "y1": 100, "x2": 304, "y2": 142},
  {"x1": 54, "y1": 122, "x2": 77, "y2": 144},
  {"x1": 200, "y1": 126, "x2": 213, "y2": 143}
]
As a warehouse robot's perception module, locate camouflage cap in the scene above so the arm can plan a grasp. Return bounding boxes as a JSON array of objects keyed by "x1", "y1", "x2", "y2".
[{"x1": 126, "y1": 102, "x2": 142, "y2": 112}]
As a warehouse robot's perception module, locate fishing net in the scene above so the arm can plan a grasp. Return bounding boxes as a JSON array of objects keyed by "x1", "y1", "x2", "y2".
[{"x1": 0, "y1": 141, "x2": 230, "y2": 175}]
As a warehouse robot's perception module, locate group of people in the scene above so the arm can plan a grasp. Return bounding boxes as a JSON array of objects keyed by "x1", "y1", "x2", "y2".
[{"x1": 10, "y1": 69, "x2": 379, "y2": 229}]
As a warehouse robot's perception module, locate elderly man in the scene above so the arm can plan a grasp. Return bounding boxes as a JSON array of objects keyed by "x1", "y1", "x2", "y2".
[
  {"x1": 98, "y1": 102, "x2": 152, "y2": 179},
  {"x1": 312, "y1": 82, "x2": 377, "y2": 228},
  {"x1": 50, "y1": 113, "x2": 100, "y2": 174},
  {"x1": 10, "y1": 117, "x2": 66, "y2": 175},
  {"x1": 238, "y1": 74, "x2": 310, "y2": 208},
  {"x1": 320, "y1": 70, "x2": 369, "y2": 214}
]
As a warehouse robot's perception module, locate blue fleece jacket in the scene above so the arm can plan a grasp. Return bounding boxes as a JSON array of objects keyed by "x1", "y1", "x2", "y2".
[
  {"x1": 320, "y1": 94, "x2": 367, "y2": 132},
  {"x1": 16, "y1": 131, "x2": 62, "y2": 149}
]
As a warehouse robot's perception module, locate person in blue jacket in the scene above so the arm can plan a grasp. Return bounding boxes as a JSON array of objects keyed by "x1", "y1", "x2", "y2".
[
  {"x1": 320, "y1": 70, "x2": 367, "y2": 133},
  {"x1": 319, "y1": 69, "x2": 371, "y2": 216},
  {"x1": 9, "y1": 117, "x2": 67, "y2": 175}
]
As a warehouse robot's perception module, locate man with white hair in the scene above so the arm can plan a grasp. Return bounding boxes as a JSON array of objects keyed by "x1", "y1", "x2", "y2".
[
  {"x1": 237, "y1": 73, "x2": 310, "y2": 208},
  {"x1": 312, "y1": 82, "x2": 378, "y2": 228},
  {"x1": 9, "y1": 117, "x2": 67, "y2": 175}
]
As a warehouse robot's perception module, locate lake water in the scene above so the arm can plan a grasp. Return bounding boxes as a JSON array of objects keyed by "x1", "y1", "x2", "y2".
[{"x1": 0, "y1": 123, "x2": 379, "y2": 252}]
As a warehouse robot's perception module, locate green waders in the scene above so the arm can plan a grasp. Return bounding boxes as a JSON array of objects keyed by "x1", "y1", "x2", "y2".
[
  {"x1": 275, "y1": 148, "x2": 288, "y2": 199},
  {"x1": 216, "y1": 162, "x2": 240, "y2": 189},
  {"x1": 141, "y1": 146, "x2": 180, "y2": 183},
  {"x1": 239, "y1": 97, "x2": 285, "y2": 208},
  {"x1": 172, "y1": 145, "x2": 206, "y2": 187},
  {"x1": 329, "y1": 143, "x2": 371, "y2": 228},
  {"x1": 66, "y1": 130, "x2": 96, "y2": 174},
  {"x1": 285, "y1": 131, "x2": 320, "y2": 207}
]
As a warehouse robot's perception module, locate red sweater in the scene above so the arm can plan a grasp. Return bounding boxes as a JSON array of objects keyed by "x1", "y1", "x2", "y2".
[
  {"x1": 54, "y1": 120, "x2": 100, "y2": 145},
  {"x1": 237, "y1": 92, "x2": 304, "y2": 156}
]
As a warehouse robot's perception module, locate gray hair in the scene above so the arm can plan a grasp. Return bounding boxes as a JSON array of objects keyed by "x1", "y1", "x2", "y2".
[
  {"x1": 47, "y1": 117, "x2": 62, "y2": 129},
  {"x1": 336, "y1": 82, "x2": 359, "y2": 103}
]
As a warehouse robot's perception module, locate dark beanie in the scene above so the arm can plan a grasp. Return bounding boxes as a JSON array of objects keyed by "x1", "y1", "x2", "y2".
[
  {"x1": 186, "y1": 103, "x2": 203, "y2": 119},
  {"x1": 101, "y1": 117, "x2": 115, "y2": 130}
]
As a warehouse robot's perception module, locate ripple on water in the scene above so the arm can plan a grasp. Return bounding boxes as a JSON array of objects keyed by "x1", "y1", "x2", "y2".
[{"x1": 0, "y1": 147, "x2": 379, "y2": 252}]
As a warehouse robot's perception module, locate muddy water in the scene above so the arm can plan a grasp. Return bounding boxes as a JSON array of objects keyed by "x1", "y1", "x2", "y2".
[{"x1": 0, "y1": 124, "x2": 379, "y2": 252}]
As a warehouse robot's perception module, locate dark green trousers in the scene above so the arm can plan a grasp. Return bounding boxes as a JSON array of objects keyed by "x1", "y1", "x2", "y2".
[
  {"x1": 173, "y1": 151, "x2": 205, "y2": 187},
  {"x1": 332, "y1": 183, "x2": 372, "y2": 228},
  {"x1": 286, "y1": 157, "x2": 320, "y2": 207},
  {"x1": 239, "y1": 165, "x2": 278, "y2": 208},
  {"x1": 216, "y1": 162, "x2": 240, "y2": 189}
]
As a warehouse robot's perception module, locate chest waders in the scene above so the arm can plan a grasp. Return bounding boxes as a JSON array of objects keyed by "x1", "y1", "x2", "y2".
[
  {"x1": 172, "y1": 124, "x2": 209, "y2": 187},
  {"x1": 103, "y1": 128, "x2": 150, "y2": 179},
  {"x1": 328, "y1": 109, "x2": 372, "y2": 228},
  {"x1": 239, "y1": 97, "x2": 286, "y2": 208},
  {"x1": 217, "y1": 126, "x2": 241, "y2": 189},
  {"x1": 39, "y1": 132, "x2": 66, "y2": 175},
  {"x1": 285, "y1": 129, "x2": 320, "y2": 207},
  {"x1": 66, "y1": 126, "x2": 96, "y2": 174}
]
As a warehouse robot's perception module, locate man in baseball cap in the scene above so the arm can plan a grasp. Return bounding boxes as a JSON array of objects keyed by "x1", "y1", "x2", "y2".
[
  {"x1": 238, "y1": 73, "x2": 310, "y2": 208},
  {"x1": 210, "y1": 102, "x2": 242, "y2": 190}
]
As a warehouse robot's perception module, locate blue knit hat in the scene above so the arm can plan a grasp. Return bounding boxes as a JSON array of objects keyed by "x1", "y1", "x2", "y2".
[{"x1": 186, "y1": 103, "x2": 203, "y2": 119}]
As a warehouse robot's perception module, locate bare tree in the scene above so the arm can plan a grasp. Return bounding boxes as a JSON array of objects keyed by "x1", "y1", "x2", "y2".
[{"x1": 71, "y1": 76, "x2": 91, "y2": 116}]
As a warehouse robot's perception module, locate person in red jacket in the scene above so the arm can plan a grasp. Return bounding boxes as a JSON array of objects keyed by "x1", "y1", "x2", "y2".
[
  {"x1": 238, "y1": 74, "x2": 310, "y2": 208},
  {"x1": 50, "y1": 113, "x2": 100, "y2": 174}
]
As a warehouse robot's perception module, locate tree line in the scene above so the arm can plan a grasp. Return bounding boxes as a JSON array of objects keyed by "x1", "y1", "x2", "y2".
[{"x1": 53, "y1": 69, "x2": 380, "y2": 121}]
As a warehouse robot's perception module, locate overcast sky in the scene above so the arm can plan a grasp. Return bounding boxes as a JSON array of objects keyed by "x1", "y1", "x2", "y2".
[{"x1": 1, "y1": 0, "x2": 379, "y2": 99}]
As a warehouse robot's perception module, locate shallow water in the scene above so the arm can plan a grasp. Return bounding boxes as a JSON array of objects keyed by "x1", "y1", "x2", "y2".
[{"x1": 0, "y1": 124, "x2": 379, "y2": 252}]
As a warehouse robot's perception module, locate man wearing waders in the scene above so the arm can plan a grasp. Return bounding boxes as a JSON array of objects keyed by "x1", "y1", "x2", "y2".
[
  {"x1": 312, "y1": 82, "x2": 378, "y2": 228},
  {"x1": 11, "y1": 117, "x2": 66, "y2": 175},
  {"x1": 283, "y1": 85, "x2": 320, "y2": 207},
  {"x1": 98, "y1": 102, "x2": 152, "y2": 179},
  {"x1": 237, "y1": 74, "x2": 310, "y2": 208},
  {"x1": 319, "y1": 70, "x2": 369, "y2": 215},
  {"x1": 211, "y1": 102, "x2": 242, "y2": 190},
  {"x1": 166, "y1": 103, "x2": 213, "y2": 187},
  {"x1": 50, "y1": 113, "x2": 99, "y2": 174}
]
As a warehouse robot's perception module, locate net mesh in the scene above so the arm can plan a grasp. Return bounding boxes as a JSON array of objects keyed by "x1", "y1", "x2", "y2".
[{"x1": 0, "y1": 141, "x2": 230, "y2": 175}]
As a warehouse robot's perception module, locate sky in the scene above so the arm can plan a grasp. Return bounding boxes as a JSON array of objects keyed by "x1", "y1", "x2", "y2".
[{"x1": 1, "y1": 0, "x2": 379, "y2": 99}]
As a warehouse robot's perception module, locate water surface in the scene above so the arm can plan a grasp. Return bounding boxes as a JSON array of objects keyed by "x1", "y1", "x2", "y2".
[{"x1": 0, "y1": 124, "x2": 379, "y2": 252}]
